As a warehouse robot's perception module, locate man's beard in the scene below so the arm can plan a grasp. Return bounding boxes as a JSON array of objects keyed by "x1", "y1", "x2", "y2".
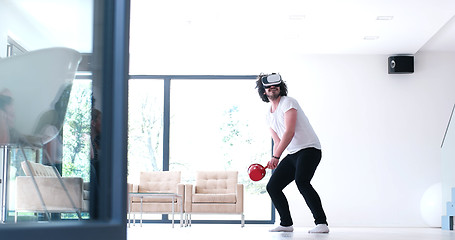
[{"x1": 266, "y1": 91, "x2": 280, "y2": 101}]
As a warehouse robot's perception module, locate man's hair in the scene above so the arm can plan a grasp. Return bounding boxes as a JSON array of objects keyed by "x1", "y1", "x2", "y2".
[
  {"x1": 91, "y1": 108, "x2": 102, "y2": 123},
  {"x1": 255, "y1": 74, "x2": 288, "y2": 102}
]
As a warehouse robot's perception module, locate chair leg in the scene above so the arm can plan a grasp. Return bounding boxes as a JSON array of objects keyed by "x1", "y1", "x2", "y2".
[
  {"x1": 241, "y1": 213, "x2": 245, "y2": 227},
  {"x1": 15, "y1": 211, "x2": 18, "y2": 223}
]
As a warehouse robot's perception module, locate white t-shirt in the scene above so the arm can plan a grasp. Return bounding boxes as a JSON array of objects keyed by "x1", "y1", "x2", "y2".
[{"x1": 266, "y1": 96, "x2": 321, "y2": 154}]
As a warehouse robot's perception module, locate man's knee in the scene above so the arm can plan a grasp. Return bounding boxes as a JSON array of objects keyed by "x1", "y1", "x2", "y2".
[
  {"x1": 266, "y1": 182, "x2": 273, "y2": 194},
  {"x1": 266, "y1": 181, "x2": 282, "y2": 195},
  {"x1": 295, "y1": 179, "x2": 312, "y2": 192}
]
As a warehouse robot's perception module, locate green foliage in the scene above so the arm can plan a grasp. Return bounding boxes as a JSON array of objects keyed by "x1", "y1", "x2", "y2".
[
  {"x1": 62, "y1": 81, "x2": 92, "y2": 181},
  {"x1": 61, "y1": 212, "x2": 90, "y2": 220},
  {"x1": 219, "y1": 105, "x2": 270, "y2": 195},
  {"x1": 127, "y1": 81, "x2": 164, "y2": 181}
]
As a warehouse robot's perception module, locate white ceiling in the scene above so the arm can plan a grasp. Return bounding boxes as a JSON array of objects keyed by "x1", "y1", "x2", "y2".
[
  {"x1": 10, "y1": 0, "x2": 455, "y2": 55},
  {"x1": 420, "y1": 14, "x2": 455, "y2": 53}
]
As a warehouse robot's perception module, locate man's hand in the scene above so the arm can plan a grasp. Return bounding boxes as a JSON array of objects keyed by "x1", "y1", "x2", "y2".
[{"x1": 267, "y1": 158, "x2": 279, "y2": 169}]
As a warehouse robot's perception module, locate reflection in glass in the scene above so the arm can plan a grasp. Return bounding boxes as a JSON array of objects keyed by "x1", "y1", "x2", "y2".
[
  {"x1": 0, "y1": 48, "x2": 85, "y2": 223},
  {"x1": 0, "y1": 0, "x2": 95, "y2": 224}
]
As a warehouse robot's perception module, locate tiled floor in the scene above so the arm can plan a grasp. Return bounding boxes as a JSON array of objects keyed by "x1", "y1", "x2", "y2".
[{"x1": 127, "y1": 224, "x2": 455, "y2": 240}]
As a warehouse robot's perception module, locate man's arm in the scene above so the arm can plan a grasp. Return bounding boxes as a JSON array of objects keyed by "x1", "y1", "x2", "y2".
[{"x1": 267, "y1": 108, "x2": 297, "y2": 169}]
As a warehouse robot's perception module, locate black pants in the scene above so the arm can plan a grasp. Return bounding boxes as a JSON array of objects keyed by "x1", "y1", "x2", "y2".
[{"x1": 266, "y1": 147, "x2": 327, "y2": 226}]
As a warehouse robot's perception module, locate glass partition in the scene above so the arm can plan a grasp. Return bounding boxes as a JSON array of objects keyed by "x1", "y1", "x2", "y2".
[
  {"x1": 442, "y1": 104, "x2": 455, "y2": 229},
  {"x1": 0, "y1": 0, "x2": 93, "y2": 222},
  {"x1": 0, "y1": 46, "x2": 85, "y2": 223},
  {"x1": 0, "y1": 1, "x2": 129, "y2": 239}
]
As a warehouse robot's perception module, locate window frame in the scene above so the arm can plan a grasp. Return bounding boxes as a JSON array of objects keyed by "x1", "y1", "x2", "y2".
[{"x1": 128, "y1": 75, "x2": 275, "y2": 225}]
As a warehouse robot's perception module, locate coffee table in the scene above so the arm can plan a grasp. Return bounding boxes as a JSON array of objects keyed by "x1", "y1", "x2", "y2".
[{"x1": 128, "y1": 192, "x2": 183, "y2": 228}]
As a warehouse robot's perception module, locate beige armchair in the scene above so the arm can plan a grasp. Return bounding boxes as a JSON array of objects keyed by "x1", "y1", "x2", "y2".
[
  {"x1": 184, "y1": 171, "x2": 244, "y2": 227},
  {"x1": 128, "y1": 171, "x2": 184, "y2": 227},
  {"x1": 15, "y1": 161, "x2": 89, "y2": 221}
]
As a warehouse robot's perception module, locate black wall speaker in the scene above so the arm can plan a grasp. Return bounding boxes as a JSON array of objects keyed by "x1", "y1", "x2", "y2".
[{"x1": 388, "y1": 56, "x2": 414, "y2": 74}]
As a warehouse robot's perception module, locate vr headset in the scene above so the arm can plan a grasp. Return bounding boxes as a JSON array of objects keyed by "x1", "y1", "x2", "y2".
[{"x1": 261, "y1": 73, "x2": 282, "y2": 87}]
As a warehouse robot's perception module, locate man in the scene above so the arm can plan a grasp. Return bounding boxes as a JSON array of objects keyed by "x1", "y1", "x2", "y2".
[{"x1": 256, "y1": 73, "x2": 329, "y2": 233}]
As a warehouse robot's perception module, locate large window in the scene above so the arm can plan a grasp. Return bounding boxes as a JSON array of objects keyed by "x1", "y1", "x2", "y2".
[{"x1": 127, "y1": 76, "x2": 274, "y2": 223}]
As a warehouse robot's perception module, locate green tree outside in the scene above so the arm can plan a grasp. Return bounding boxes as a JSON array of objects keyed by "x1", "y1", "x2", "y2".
[{"x1": 62, "y1": 80, "x2": 92, "y2": 181}]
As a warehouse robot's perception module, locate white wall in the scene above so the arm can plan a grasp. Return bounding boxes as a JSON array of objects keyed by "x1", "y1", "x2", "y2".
[{"x1": 268, "y1": 52, "x2": 455, "y2": 227}]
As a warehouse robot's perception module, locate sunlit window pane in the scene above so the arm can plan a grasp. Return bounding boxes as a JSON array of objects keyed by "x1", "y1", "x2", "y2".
[
  {"x1": 128, "y1": 79, "x2": 164, "y2": 183},
  {"x1": 169, "y1": 79, "x2": 272, "y2": 220}
]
